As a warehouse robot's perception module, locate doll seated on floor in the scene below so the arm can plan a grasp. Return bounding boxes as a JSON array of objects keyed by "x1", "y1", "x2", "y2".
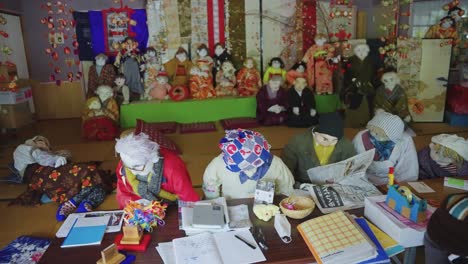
[
  {"x1": 114, "y1": 133, "x2": 199, "y2": 209},
  {"x1": 148, "y1": 71, "x2": 172, "y2": 101},
  {"x1": 114, "y1": 74, "x2": 130, "y2": 105},
  {"x1": 374, "y1": 72, "x2": 411, "y2": 123},
  {"x1": 202, "y1": 129, "x2": 294, "y2": 200},
  {"x1": 215, "y1": 61, "x2": 237, "y2": 97},
  {"x1": 286, "y1": 77, "x2": 318, "y2": 127},
  {"x1": 256, "y1": 75, "x2": 288, "y2": 126},
  {"x1": 10, "y1": 136, "x2": 115, "y2": 221},
  {"x1": 418, "y1": 134, "x2": 468, "y2": 180},
  {"x1": 82, "y1": 85, "x2": 120, "y2": 141},
  {"x1": 352, "y1": 111, "x2": 418, "y2": 185}
]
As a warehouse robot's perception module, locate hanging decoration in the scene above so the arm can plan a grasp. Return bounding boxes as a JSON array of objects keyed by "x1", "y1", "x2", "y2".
[
  {"x1": 102, "y1": 6, "x2": 137, "y2": 55},
  {"x1": 316, "y1": 0, "x2": 356, "y2": 43}
]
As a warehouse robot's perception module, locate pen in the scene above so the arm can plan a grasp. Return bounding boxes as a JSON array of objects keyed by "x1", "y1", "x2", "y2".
[{"x1": 235, "y1": 234, "x2": 257, "y2": 250}]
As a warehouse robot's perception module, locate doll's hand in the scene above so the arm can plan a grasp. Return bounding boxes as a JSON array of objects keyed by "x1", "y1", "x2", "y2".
[
  {"x1": 54, "y1": 156, "x2": 67, "y2": 168},
  {"x1": 278, "y1": 106, "x2": 286, "y2": 112},
  {"x1": 310, "y1": 109, "x2": 317, "y2": 117},
  {"x1": 293, "y1": 107, "x2": 299, "y2": 115},
  {"x1": 404, "y1": 115, "x2": 411, "y2": 123},
  {"x1": 268, "y1": 105, "x2": 279, "y2": 113},
  {"x1": 139, "y1": 64, "x2": 146, "y2": 72},
  {"x1": 352, "y1": 78, "x2": 356, "y2": 82}
]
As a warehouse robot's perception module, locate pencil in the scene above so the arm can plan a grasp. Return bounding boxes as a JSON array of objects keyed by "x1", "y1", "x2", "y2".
[{"x1": 235, "y1": 234, "x2": 257, "y2": 250}]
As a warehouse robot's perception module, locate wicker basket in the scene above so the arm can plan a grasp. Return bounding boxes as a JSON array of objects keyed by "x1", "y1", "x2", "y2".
[{"x1": 279, "y1": 196, "x2": 315, "y2": 219}]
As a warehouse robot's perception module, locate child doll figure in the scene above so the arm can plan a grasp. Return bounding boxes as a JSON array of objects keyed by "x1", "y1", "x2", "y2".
[
  {"x1": 418, "y1": 134, "x2": 468, "y2": 180},
  {"x1": 87, "y1": 53, "x2": 116, "y2": 99},
  {"x1": 286, "y1": 62, "x2": 307, "y2": 88},
  {"x1": 190, "y1": 44, "x2": 215, "y2": 99},
  {"x1": 352, "y1": 111, "x2": 418, "y2": 185},
  {"x1": 215, "y1": 61, "x2": 237, "y2": 96},
  {"x1": 263, "y1": 57, "x2": 287, "y2": 84},
  {"x1": 143, "y1": 47, "x2": 161, "y2": 93},
  {"x1": 256, "y1": 75, "x2": 288, "y2": 126},
  {"x1": 113, "y1": 74, "x2": 130, "y2": 105},
  {"x1": 190, "y1": 66, "x2": 216, "y2": 99},
  {"x1": 212, "y1": 43, "x2": 232, "y2": 85},
  {"x1": 149, "y1": 71, "x2": 171, "y2": 101},
  {"x1": 237, "y1": 57, "x2": 262, "y2": 96},
  {"x1": 374, "y1": 72, "x2": 411, "y2": 123},
  {"x1": 114, "y1": 37, "x2": 145, "y2": 99},
  {"x1": 286, "y1": 77, "x2": 318, "y2": 127},
  {"x1": 302, "y1": 34, "x2": 335, "y2": 94},
  {"x1": 164, "y1": 47, "x2": 193, "y2": 87}
]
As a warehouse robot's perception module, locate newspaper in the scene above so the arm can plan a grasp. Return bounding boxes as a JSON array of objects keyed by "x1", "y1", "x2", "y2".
[
  {"x1": 306, "y1": 150, "x2": 382, "y2": 214},
  {"x1": 56, "y1": 210, "x2": 124, "y2": 238}
]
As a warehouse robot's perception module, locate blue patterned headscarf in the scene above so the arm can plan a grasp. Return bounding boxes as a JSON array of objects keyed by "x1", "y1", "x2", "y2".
[{"x1": 219, "y1": 129, "x2": 272, "y2": 183}]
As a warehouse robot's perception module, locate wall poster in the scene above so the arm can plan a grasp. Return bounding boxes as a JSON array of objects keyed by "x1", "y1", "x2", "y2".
[{"x1": 102, "y1": 7, "x2": 136, "y2": 55}]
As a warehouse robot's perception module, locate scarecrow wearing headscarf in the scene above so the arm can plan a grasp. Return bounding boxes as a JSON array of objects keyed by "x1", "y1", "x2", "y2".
[
  {"x1": 202, "y1": 129, "x2": 294, "y2": 200},
  {"x1": 11, "y1": 135, "x2": 114, "y2": 221},
  {"x1": 418, "y1": 134, "x2": 468, "y2": 180},
  {"x1": 282, "y1": 112, "x2": 356, "y2": 188},
  {"x1": 115, "y1": 133, "x2": 199, "y2": 209},
  {"x1": 352, "y1": 110, "x2": 418, "y2": 185}
]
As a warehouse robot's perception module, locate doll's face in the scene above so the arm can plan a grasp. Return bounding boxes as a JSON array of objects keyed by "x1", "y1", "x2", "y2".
[
  {"x1": 441, "y1": 19, "x2": 453, "y2": 29},
  {"x1": 97, "y1": 87, "x2": 113, "y2": 102},
  {"x1": 114, "y1": 77, "x2": 125, "y2": 86},
  {"x1": 272, "y1": 61, "x2": 281, "y2": 69},
  {"x1": 429, "y1": 143, "x2": 455, "y2": 165},
  {"x1": 176, "y1": 53, "x2": 187, "y2": 62},
  {"x1": 222, "y1": 62, "x2": 234, "y2": 75},
  {"x1": 315, "y1": 38, "x2": 327, "y2": 46},
  {"x1": 297, "y1": 65, "x2": 305, "y2": 73},
  {"x1": 147, "y1": 50, "x2": 156, "y2": 57},
  {"x1": 157, "y1": 76, "x2": 168, "y2": 84},
  {"x1": 215, "y1": 45, "x2": 224, "y2": 56},
  {"x1": 33, "y1": 137, "x2": 51, "y2": 151},
  {"x1": 313, "y1": 132, "x2": 338, "y2": 147},
  {"x1": 89, "y1": 100, "x2": 101, "y2": 110},
  {"x1": 120, "y1": 152, "x2": 154, "y2": 176},
  {"x1": 198, "y1": 48, "x2": 208, "y2": 57},
  {"x1": 125, "y1": 39, "x2": 136, "y2": 50},
  {"x1": 294, "y1": 78, "x2": 307, "y2": 92},
  {"x1": 382, "y1": 73, "x2": 399, "y2": 90},
  {"x1": 368, "y1": 125, "x2": 389, "y2": 141},
  {"x1": 96, "y1": 58, "x2": 106, "y2": 66},
  {"x1": 354, "y1": 44, "x2": 370, "y2": 61},
  {"x1": 269, "y1": 79, "x2": 281, "y2": 91},
  {"x1": 245, "y1": 59, "x2": 254, "y2": 69}
]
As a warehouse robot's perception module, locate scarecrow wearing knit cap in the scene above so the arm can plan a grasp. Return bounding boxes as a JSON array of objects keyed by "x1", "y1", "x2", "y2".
[
  {"x1": 115, "y1": 133, "x2": 199, "y2": 209},
  {"x1": 418, "y1": 134, "x2": 468, "y2": 180},
  {"x1": 352, "y1": 110, "x2": 418, "y2": 185},
  {"x1": 202, "y1": 129, "x2": 294, "y2": 200},
  {"x1": 282, "y1": 112, "x2": 356, "y2": 188}
]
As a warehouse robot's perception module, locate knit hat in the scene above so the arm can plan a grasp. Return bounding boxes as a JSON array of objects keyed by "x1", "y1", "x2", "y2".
[
  {"x1": 431, "y1": 134, "x2": 468, "y2": 161},
  {"x1": 315, "y1": 112, "x2": 344, "y2": 139},
  {"x1": 367, "y1": 111, "x2": 404, "y2": 142},
  {"x1": 219, "y1": 129, "x2": 271, "y2": 172}
]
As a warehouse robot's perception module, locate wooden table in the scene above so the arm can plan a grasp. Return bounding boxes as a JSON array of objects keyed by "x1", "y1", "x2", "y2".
[{"x1": 39, "y1": 177, "x2": 467, "y2": 264}]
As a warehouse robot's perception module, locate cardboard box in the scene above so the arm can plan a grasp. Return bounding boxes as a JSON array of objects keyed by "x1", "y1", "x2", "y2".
[
  {"x1": 0, "y1": 86, "x2": 33, "y2": 105},
  {"x1": 0, "y1": 101, "x2": 33, "y2": 128}
]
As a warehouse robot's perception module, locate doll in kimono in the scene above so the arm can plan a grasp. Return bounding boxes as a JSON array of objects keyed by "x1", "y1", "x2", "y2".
[
  {"x1": 263, "y1": 57, "x2": 286, "y2": 84},
  {"x1": 215, "y1": 61, "x2": 237, "y2": 97},
  {"x1": 343, "y1": 43, "x2": 376, "y2": 128},
  {"x1": 190, "y1": 44, "x2": 216, "y2": 99},
  {"x1": 149, "y1": 71, "x2": 171, "y2": 101},
  {"x1": 374, "y1": 72, "x2": 411, "y2": 123},
  {"x1": 143, "y1": 47, "x2": 161, "y2": 94},
  {"x1": 418, "y1": 134, "x2": 468, "y2": 180},
  {"x1": 212, "y1": 43, "x2": 232, "y2": 85},
  {"x1": 114, "y1": 37, "x2": 145, "y2": 99},
  {"x1": 164, "y1": 47, "x2": 193, "y2": 88},
  {"x1": 286, "y1": 77, "x2": 318, "y2": 127},
  {"x1": 352, "y1": 111, "x2": 418, "y2": 185},
  {"x1": 256, "y1": 75, "x2": 288, "y2": 126},
  {"x1": 302, "y1": 34, "x2": 335, "y2": 94},
  {"x1": 237, "y1": 57, "x2": 262, "y2": 96},
  {"x1": 286, "y1": 62, "x2": 307, "y2": 89},
  {"x1": 87, "y1": 53, "x2": 116, "y2": 98}
]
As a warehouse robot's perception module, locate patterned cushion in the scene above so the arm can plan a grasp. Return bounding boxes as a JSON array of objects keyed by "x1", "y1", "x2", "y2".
[
  {"x1": 179, "y1": 122, "x2": 217, "y2": 134},
  {"x1": 135, "y1": 119, "x2": 182, "y2": 154},
  {"x1": 220, "y1": 117, "x2": 259, "y2": 130}
]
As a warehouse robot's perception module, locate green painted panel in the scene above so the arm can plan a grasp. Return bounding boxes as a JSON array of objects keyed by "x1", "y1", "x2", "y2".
[{"x1": 315, "y1": 94, "x2": 342, "y2": 114}]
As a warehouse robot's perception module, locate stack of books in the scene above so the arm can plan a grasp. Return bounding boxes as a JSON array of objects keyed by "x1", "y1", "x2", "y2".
[{"x1": 297, "y1": 210, "x2": 390, "y2": 264}]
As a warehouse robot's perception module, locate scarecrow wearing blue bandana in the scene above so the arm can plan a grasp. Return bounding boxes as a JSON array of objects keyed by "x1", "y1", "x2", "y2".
[{"x1": 202, "y1": 129, "x2": 294, "y2": 200}]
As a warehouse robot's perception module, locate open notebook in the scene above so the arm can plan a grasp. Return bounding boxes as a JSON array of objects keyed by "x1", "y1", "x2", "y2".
[{"x1": 297, "y1": 211, "x2": 377, "y2": 264}]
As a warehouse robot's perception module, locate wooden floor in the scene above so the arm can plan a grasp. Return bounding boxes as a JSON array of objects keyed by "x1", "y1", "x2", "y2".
[{"x1": 0, "y1": 118, "x2": 467, "y2": 262}]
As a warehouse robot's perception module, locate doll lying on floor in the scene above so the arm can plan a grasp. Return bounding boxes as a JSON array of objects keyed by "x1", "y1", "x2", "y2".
[{"x1": 10, "y1": 136, "x2": 115, "y2": 221}]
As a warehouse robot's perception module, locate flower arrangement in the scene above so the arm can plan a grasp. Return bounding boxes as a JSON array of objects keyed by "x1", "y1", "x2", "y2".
[{"x1": 123, "y1": 200, "x2": 168, "y2": 232}]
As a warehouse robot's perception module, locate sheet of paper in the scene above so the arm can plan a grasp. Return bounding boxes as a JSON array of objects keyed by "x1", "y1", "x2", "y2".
[
  {"x1": 407, "y1": 181, "x2": 435, "y2": 193},
  {"x1": 213, "y1": 229, "x2": 266, "y2": 264},
  {"x1": 156, "y1": 242, "x2": 176, "y2": 264}
]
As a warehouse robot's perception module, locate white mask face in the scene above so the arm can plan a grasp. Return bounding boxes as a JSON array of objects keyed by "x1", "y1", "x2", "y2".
[
  {"x1": 215, "y1": 46, "x2": 224, "y2": 56},
  {"x1": 297, "y1": 65, "x2": 305, "y2": 73},
  {"x1": 148, "y1": 51, "x2": 156, "y2": 57},
  {"x1": 369, "y1": 125, "x2": 389, "y2": 141},
  {"x1": 198, "y1": 49, "x2": 208, "y2": 57},
  {"x1": 272, "y1": 61, "x2": 281, "y2": 69},
  {"x1": 114, "y1": 78, "x2": 125, "y2": 86},
  {"x1": 315, "y1": 38, "x2": 326, "y2": 46},
  {"x1": 313, "y1": 132, "x2": 338, "y2": 147},
  {"x1": 120, "y1": 152, "x2": 154, "y2": 176},
  {"x1": 269, "y1": 80, "x2": 281, "y2": 91},
  {"x1": 176, "y1": 53, "x2": 186, "y2": 62},
  {"x1": 89, "y1": 100, "x2": 101, "y2": 110},
  {"x1": 96, "y1": 58, "x2": 106, "y2": 66},
  {"x1": 382, "y1": 74, "x2": 398, "y2": 90},
  {"x1": 429, "y1": 143, "x2": 454, "y2": 166},
  {"x1": 245, "y1": 60, "x2": 254, "y2": 69},
  {"x1": 97, "y1": 89, "x2": 112, "y2": 102},
  {"x1": 157, "y1": 76, "x2": 168, "y2": 84},
  {"x1": 441, "y1": 20, "x2": 452, "y2": 29},
  {"x1": 354, "y1": 45, "x2": 369, "y2": 61}
]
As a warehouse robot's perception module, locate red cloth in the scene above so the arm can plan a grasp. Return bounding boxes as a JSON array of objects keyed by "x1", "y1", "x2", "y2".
[
  {"x1": 82, "y1": 116, "x2": 119, "y2": 141},
  {"x1": 446, "y1": 84, "x2": 468, "y2": 114},
  {"x1": 115, "y1": 148, "x2": 200, "y2": 209}
]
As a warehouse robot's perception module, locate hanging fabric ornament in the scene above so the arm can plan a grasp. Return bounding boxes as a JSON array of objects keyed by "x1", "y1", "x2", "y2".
[
  {"x1": 51, "y1": 51, "x2": 59, "y2": 61},
  {"x1": 0, "y1": 31, "x2": 9, "y2": 38},
  {"x1": 41, "y1": 18, "x2": 47, "y2": 24},
  {"x1": 67, "y1": 72, "x2": 73, "y2": 82},
  {"x1": 64, "y1": 47, "x2": 71, "y2": 54},
  {"x1": 54, "y1": 67, "x2": 61, "y2": 74},
  {"x1": 48, "y1": 22, "x2": 54, "y2": 29},
  {"x1": 72, "y1": 40, "x2": 78, "y2": 48},
  {"x1": 49, "y1": 74, "x2": 56, "y2": 81},
  {"x1": 0, "y1": 15, "x2": 6, "y2": 25}
]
